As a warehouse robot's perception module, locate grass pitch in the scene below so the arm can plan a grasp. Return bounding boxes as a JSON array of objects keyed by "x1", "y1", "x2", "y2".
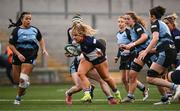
[{"x1": 0, "y1": 84, "x2": 180, "y2": 111}]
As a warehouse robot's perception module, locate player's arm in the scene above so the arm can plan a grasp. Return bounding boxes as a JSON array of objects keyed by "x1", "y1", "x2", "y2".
[
  {"x1": 8, "y1": 28, "x2": 25, "y2": 61},
  {"x1": 36, "y1": 28, "x2": 48, "y2": 56}
]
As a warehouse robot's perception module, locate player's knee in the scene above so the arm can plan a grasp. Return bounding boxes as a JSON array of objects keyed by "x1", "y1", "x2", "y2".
[
  {"x1": 128, "y1": 71, "x2": 138, "y2": 83},
  {"x1": 103, "y1": 77, "x2": 111, "y2": 83},
  {"x1": 146, "y1": 76, "x2": 155, "y2": 84},
  {"x1": 147, "y1": 69, "x2": 159, "y2": 77},
  {"x1": 129, "y1": 76, "x2": 137, "y2": 83},
  {"x1": 19, "y1": 73, "x2": 30, "y2": 88},
  {"x1": 74, "y1": 84, "x2": 82, "y2": 90},
  {"x1": 98, "y1": 79, "x2": 107, "y2": 86},
  {"x1": 77, "y1": 72, "x2": 86, "y2": 79},
  {"x1": 74, "y1": 82, "x2": 82, "y2": 89},
  {"x1": 147, "y1": 69, "x2": 159, "y2": 84},
  {"x1": 131, "y1": 62, "x2": 143, "y2": 72}
]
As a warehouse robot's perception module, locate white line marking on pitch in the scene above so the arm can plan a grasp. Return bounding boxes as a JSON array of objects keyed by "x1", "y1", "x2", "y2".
[{"x1": 0, "y1": 99, "x2": 159, "y2": 102}]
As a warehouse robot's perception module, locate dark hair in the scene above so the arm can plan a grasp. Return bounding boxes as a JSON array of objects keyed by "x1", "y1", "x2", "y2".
[
  {"x1": 150, "y1": 6, "x2": 166, "y2": 19},
  {"x1": 125, "y1": 11, "x2": 146, "y2": 27},
  {"x1": 72, "y1": 13, "x2": 83, "y2": 23},
  {"x1": 8, "y1": 12, "x2": 31, "y2": 28}
]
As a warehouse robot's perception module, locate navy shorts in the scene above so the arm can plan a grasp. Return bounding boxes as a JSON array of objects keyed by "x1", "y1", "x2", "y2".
[
  {"x1": 171, "y1": 70, "x2": 180, "y2": 84},
  {"x1": 12, "y1": 49, "x2": 38, "y2": 65},
  {"x1": 155, "y1": 49, "x2": 177, "y2": 68},
  {"x1": 119, "y1": 55, "x2": 133, "y2": 70}
]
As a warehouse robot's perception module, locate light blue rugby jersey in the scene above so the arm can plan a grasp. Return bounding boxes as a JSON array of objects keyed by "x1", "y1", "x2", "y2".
[
  {"x1": 151, "y1": 20, "x2": 173, "y2": 50},
  {"x1": 116, "y1": 30, "x2": 132, "y2": 56},
  {"x1": 116, "y1": 31, "x2": 131, "y2": 45},
  {"x1": 130, "y1": 23, "x2": 150, "y2": 53},
  {"x1": 10, "y1": 26, "x2": 42, "y2": 49},
  {"x1": 151, "y1": 20, "x2": 171, "y2": 38}
]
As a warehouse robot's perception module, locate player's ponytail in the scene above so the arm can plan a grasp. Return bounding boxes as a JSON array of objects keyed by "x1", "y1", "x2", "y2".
[{"x1": 8, "y1": 12, "x2": 31, "y2": 28}]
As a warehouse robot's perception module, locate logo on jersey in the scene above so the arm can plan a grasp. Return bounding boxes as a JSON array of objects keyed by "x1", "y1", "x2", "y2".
[
  {"x1": 136, "y1": 28, "x2": 142, "y2": 32},
  {"x1": 175, "y1": 36, "x2": 180, "y2": 40},
  {"x1": 169, "y1": 44, "x2": 175, "y2": 49},
  {"x1": 151, "y1": 25, "x2": 157, "y2": 28}
]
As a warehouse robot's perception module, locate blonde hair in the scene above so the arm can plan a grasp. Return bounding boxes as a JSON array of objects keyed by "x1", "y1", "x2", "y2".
[
  {"x1": 71, "y1": 22, "x2": 97, "y2": 37},
  {"x1": 119, "y1": 15, "x2": 125, "y2": 19},
  {"x1": 164, "y1": 13, "x2": 178, "y2": 27}
]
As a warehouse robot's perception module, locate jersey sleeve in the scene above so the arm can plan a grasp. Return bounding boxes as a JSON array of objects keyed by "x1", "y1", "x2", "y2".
[
  {"x1": 9, "y1": 27, "x2": 18, "y2": 45},
  {"x1": 36, "y1": 28, "x2": 42, "y2": 41},
  {"x1": 93, "y1": 38, "x2": 106, "y2": 53},
  {"x1": 134, "y1": 23, "x2": 145, "y2": 36},
  {"x1": 151, "y1": 20, "x2": 159, "y2": 33},
  {"x1": 67, "y1": 28, "x2": 73, "y2": 44}
]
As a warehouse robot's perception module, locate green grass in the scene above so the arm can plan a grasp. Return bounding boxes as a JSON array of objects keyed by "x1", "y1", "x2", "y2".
[{"x1": 0, "y1": 84, "x2": 179, "y2": 111}]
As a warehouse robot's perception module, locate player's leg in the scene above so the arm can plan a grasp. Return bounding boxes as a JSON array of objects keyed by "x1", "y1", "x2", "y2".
[
  {"x1": 77, "y1": 59, "x2": 93, "y2": 102},
  {"x1": 12, "y1": 65, "x2": 21, "y2": 105},
  {"x1": 14, "y1": 63, "x2": 33, "y2": 105},
  {"x1": 94, "y1": 60, "x2": 122, "y2": 102},
  {"x1": 147, "y1": 62, "x2": 180, "y2": 103},
  {"x1": 154, "y1": 86, "x2": 170, "y2": 105},
  {"x1": 87, "y1": 69, "x2": 117, "y2": 104},
  {"x1": 136, "y1": 80, "x2": 149, "y2": 101},
  {"x1": 121, "y1": 70, "x2": 129, "y2": 92},
  {"x1": 65, "y1": 72, "x2": 82, "y2": 104},
  {"x1": 122, "y1": 58, "x2": 144, "y2": 103},
  {"x1": 65, "y1": 60, "x2": 82, "y2": 105},
  {"x1": 12, "y1": 65, "x2": 21, "y2": 84}
]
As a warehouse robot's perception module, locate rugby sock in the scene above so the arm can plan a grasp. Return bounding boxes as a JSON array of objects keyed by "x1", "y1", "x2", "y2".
[
  {"x1": 66, "y1": 90, "x2": 72, "y2": 96},
  {"x1": 107, "y1": 96, "x2": 114, "y2": 100},
  {"x1": 83, "y1": 88, "x2": 91, "y2": 92},
  {"x1": 127, "y1": 93, "x2": 134, "y2": 99},
  {"x1": 137, "y1": 84, "x2": 145, "y2": 92},
  {"x1": 15, "y1": 95, "x2": 21, "y2": 101},
  {"x1": 112, "y1": 88, "x2": 118, "y2": 93},
  {"x1": 171, "y1": 83, "x2": 177, "y2": 90},
  {"x1": 161, "y1": 95, "x2": 169, "y2": 102}
]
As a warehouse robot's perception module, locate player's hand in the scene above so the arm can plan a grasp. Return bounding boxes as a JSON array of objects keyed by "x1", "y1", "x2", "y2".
[
  {"x1": 18, "y1": 54, "x2": 25, "y2": 62},
  {"x1": 42, "y1": 49, "x2": 49, "y2": 56},
  {"x1": 64, "y1": 52, "x2": 73, "y2": 57},
  {"x1": 96, "y1": 49, "x2": 103, "y2": 57},
  {"x1": 114, "y1": 57, "x2": 119, "y2": 63},
  {"x1": 138, "y1": 50, "x2": 147, "y2": 61}
]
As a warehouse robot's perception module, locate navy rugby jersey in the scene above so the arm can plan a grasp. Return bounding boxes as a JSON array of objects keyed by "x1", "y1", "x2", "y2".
[
  {"x1": 67, "y1": 27, "x2": 73, "y2": 44},
  {"x1": 80, "y1": 36, "x2": 105, "y2": 61},
  {"x1": 9, "y1": 26, "x2": 42, "y2": 50},
  {"x1": 130, "y1": 23, "x2": 150, "y2": 53},
  {"x1": 171, "y1": 28, "x2": 180, "y2": 51},
  {"x1": 151, "y1": 20, "x2": 174, "y2": 51}
]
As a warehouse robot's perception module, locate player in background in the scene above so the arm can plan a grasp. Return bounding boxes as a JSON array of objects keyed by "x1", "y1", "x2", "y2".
[
  {"x1": 139, "y1": 6, "x2": 180, "y2": 105},
  {"x1": 8, "y1": 12, "x2": 48, "y2": 105},
  {"x1": 114, "y1": 15, "x2": 149, "y2": 101},
  {"x1": 163, "y1": 13, "x2": 180, "y2": 67},
  {"x1": 121, "y1": 12, "x2": 153, "y2": 102}
]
